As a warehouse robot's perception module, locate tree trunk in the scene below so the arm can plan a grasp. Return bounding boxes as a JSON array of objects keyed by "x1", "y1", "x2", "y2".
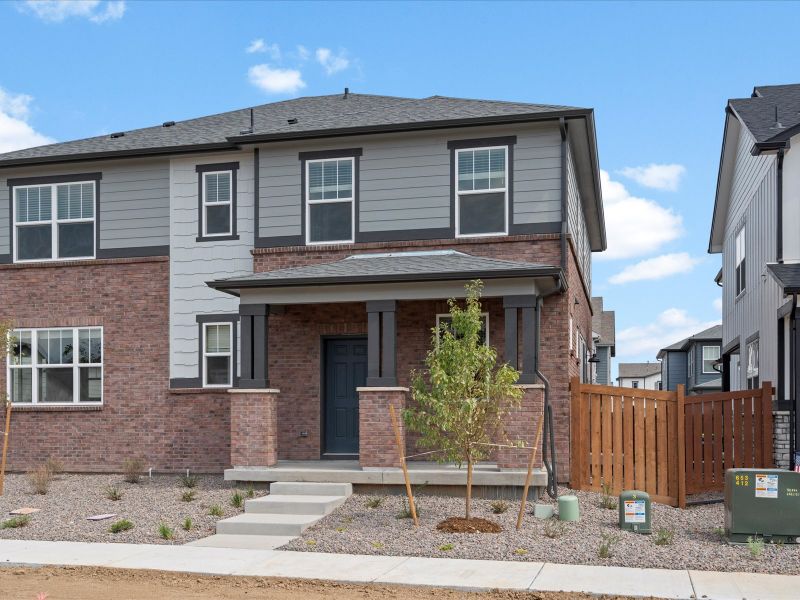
[{"x1": 465, "y1": 457, "x2": 474, "y2": 520}]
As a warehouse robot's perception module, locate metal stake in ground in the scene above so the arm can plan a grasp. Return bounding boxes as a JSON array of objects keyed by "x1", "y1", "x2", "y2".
[
  {"x1": 389, "y1": 403, "x2": 418, "y2": 526},
  {"x1": 0, "y1": 399, "x2": 11, "y2": 496},
  {"x1": 516, "y1": 414, "x2": 544, "y2": 530}
]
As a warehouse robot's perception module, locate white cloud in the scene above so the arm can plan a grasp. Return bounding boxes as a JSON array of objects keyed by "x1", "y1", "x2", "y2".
[
  {"x1": 609, "y1": 252, "x2": 701, "y2": 284},
  {"x1": 713, "y1": 297, "x2": 723, "y2": 313},
  {"x1": 296, "y1": 45, "x2": 310, "y2": 60},
  {"x1": 247, "y1": 64, "x2": 305, "y2": 95},
  {"x1": 315, "y1": 47, "x2": 349, "y2": 75},
  {"x1": 617, "y1": 308, "x2": 719, "y2": 359},
  {"x1": 21, "y1": 0, "x2": 125, "y2": 23},
  {"x1": 618, "y1": 163, "x2": 686, "y2": 192},
  {"x1": 246, "y1": 38, "x2": 281, "y2": 60},
  {"x1": 0, "y1": 87, "x2": 55, "y2": 153},
  {"x1": 598, "y1": 170, "x2": 683, "y2": 260}
]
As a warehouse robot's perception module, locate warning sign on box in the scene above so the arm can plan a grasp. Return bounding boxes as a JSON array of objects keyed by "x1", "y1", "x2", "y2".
[
  {"x1": 624, "y1": 499, "x2": 646, "y2": 523},
  {"x1": 755, "y1": 473, "x2": 778, "y2": 499}
]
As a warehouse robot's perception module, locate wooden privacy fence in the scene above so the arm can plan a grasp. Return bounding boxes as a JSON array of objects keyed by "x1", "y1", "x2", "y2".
[{"x1": 570, "y1": 378, "x2": 774, "y2": 507}]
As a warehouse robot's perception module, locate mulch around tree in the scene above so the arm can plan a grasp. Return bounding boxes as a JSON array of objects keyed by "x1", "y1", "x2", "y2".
[{"x1": 436, "y1": 517, "x2": 502, "y2": 533}]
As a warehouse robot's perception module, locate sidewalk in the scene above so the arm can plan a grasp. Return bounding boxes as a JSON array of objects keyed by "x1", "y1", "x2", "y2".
[{"x1": 0, "y1": 539, "x2": 797, "y2": 599}]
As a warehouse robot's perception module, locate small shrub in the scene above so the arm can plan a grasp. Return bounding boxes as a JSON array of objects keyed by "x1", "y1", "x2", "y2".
[
  {"x1": 514, "y1": 548, "x2": 528, "y2": 556},
  {"x1": 105, "y1": 486, "x2": 123, "y2": 501},
  {"x1": 158, "y1": 523, "x2": 174, "y2": 540},
  {"x1": 490, "y1": 499, "x2": 510, "y2": 514},
  {"x1": 1, "y1": 515, "x2": 31, "y2": 529},
  {"x1": 182, "y1": 517, "x2": 193, "y2": 531},
  {"x1": 306, "y1": 539, "x2": 317, "y2": 547},
  {"x1": 336, "y1": 526, "x2": 347, "y2": 532},
  {"x1": 371, "y1": 541, "x2": 385, "y2": 549},
  {"x1": 396, "y1": 499, "x2": 420, "y2": 519},
  {"x1": 181, "y1": 490, "x2": 197, "y2": 502},
  {"x1": 366, "y1": 496, "x2": 384, "y2": 509},
  {"x1": 599, "y1": 482, "x2": 617, "y2": 510},
  {"x1": 180, "y1": 473, "x2": 199, "y2": 488},
  {"x1": 712, "y1": 526, "x2": 726, "y2": 541},
  {"x1": 747, "y1": 535, "x2": 764, "y2": 559},
  {"x1": 45, "y1": 456, "x2": 64, "y2": 476},
  {"x1": 597, "y1": 533, "x2": 620, "y2": 559},
  {"x1": 209, "y1": 504, "x2": 224, "y2": 517},
  {"x1": 109, "y1": 519, "x2": 134, "y2": 534},
  {"x1": 543, "y1": 520, "x2": 566, "y2": 539},
  {"x1": 654, "y1": 528, "x2": 675, "y2": 546},
  {"x1": 231, "y1": 490, "x2": 244, "y2": 508},
  {"x1": 439, "y1": 543, "x2": 454, "y2": 552},
  {"x1": 122, "y1": 458, "x2": 145, "y2": 484},
  {"x1": 27, "y1": 465, "x2": 52, "y2": 495},
  {"x1": 245, "y1": 485, "x2": 256, "y2": 498}
]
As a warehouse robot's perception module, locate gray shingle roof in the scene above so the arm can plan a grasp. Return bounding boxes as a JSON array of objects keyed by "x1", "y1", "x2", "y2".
[
  {"x1": 728, "y1": 83, "x2": 800, "y2": 145},
  {"x1": 657, "y1": 324, "x2": 722, "y2": 357},
  {"x1": 617, "y1": 363, "x2": 662, "y2": 379},
  {"x1": 767, "y1": 262, "x2": 800, "y2": 294},
  {"x1": 0, "y1": 93, "x2": 587, "y2": 167},
  {"x1": 693, "y1": 378, "x2": 722, "y2": 391},
  {"x1": 591, "y1": 297, "x2": 615, "y2": 347},
  {"x1": 208, "y1": 250, "x2": 558, "y2": 292}
]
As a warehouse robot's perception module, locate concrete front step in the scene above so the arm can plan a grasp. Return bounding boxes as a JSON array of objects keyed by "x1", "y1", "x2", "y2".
[
  {"x1": 186, "y1": 533, "x2": 295, "y2": 550},
  {"x1": 268, "y1": 481, "x2": 353, "y2": 497},
  {"x1": 245, "y1": 494, "x2": 347, "y2": 515},
  {"x1": 216, "y1": 513, "x2": 320, "y2": 536}
]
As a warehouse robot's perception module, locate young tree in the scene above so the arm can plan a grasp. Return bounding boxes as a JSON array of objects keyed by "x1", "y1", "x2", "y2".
[
  {"x1": 0, "y1": 321, "x2": 15, "y2": 495},
  {"x1": 404, "y1": 281, "x2": 523, "y2": 520}
]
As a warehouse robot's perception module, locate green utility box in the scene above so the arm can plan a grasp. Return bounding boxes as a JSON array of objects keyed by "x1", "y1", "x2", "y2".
[
  {"x1": 619, "y1": 490, "x2": 651, "y2": 534},
  {"x1": 725, "y1": 468, "x2": 800, "y2": 543}
]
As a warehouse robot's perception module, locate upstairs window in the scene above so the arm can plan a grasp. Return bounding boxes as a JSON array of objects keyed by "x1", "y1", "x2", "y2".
[
  {"x1": 14, "y1": 181, "x2": 95, "y2": 262},
  {"x1": 203, "y1": 322, "x2": 232, "y2": 387},
  {"x1": 455, "y1": 146, "x2": 508, "y2": 237},
  {"x1": 306, "y1": 157, "x2": 355, "y2": 244},
  {"x1": 702, "y1": 345, "x2": 721, "y2": 374},
  {"x1": 202, "y1": 171, "x2": 233, "y2": 236},
  {"x1": 735, "y1": 226, "x2": 746, "y2": 296}
]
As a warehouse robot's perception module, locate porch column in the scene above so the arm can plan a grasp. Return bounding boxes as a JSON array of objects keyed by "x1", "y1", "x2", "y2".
[
  {"x1": 497, "y1": 384, "x2": 545, "y2": 469},
  {"x1": 357, "y1": 386, "x2": 408, "y2": 469},
  {"x1": 239, "y1": 303, "x2": 269, "y2": 389},
  {"x1": 366, "y1": 300, "x2": 397, "y2": 386},
  {"x1": 229, "y1": 388, "x2": 280, "y2": 467},
  {"x1": 503, "y1": 295, "x2": 538, "y2": 384}
]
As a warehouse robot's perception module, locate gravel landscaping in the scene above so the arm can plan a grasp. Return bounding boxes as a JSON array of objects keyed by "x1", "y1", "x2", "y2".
[
  {"x1": 0, "y1": 473, "x2": 263, "y2": 545},
  {"x1": 284, "y1": 488, "x2": 800, "y2": 574}
]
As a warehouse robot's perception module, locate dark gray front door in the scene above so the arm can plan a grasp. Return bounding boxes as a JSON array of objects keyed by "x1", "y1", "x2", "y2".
[{"x1": 323, "y1": 338, "x2": 367, "y2": 456}]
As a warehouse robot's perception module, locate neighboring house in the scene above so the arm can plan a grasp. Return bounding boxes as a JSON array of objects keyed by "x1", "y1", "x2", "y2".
[
  {"x1": 616, "y1": 363, "x2": 662, "y2": 390},
  {"x1": 0, "y1": 91, "x2": 605, "y2": 475},
  {"x1": 709, "y1": 83, "x2": 800, "y2": 467},
  {"x1": 657, "y1": 324, "x2": 722, "y2": 394},
  {"x1": 590, "y1": 296, "x2": 615, "y2": 385}
]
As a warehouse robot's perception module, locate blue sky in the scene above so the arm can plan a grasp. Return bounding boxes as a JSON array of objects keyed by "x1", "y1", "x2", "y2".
[{"x1": 2, "y1": 1, "x2": 800, "y2": 376}]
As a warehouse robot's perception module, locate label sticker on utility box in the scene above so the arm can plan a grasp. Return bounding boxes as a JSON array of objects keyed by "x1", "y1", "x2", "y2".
[
  {"x1": 755, "y1": 474, "x2": 778, "y2": 499},
  {"x1": 624, "y1": 500, "x2": 646, "y2": 523}
]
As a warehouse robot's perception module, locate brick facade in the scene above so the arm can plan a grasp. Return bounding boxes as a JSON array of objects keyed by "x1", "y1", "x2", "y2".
[
  {"x1": 496, "y1": 384, "x2": 545, "y2": 469},
  {"x1": 357, "y1": 387, "x2": 407, "y2": 468},
  {"x1": 229, "y1": 389, "x2": 279, "y2": 467}
]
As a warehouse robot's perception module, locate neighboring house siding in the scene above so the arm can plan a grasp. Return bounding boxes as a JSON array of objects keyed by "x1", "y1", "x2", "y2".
[
  {"x1": 782, "y1": 132, "x2": 800, "y2": 262},
  {"x1": 722, "y1": 131, "x2": 781, "y2": 389},
  {"x1": 692, "y1": 342, "x2": 722, "y2": 389},
  {"x1": 257, "y1": 123, "x2": 562, "y2": 242},
  {"x1": 596, "y1": 345, "x2": 611, "y2": 385},
  {"x1": 566, "y1": 142, "x2": 591, "y2": 284},
  {"x1": 169, "y1": 151, "x2": 255, "y2": 383},
  {"x1": 0, "y1": 158, "x2": 170, "y2": 258},
  {"x1": 662, "y1": 352, "x2": 687, "y2": 391}
]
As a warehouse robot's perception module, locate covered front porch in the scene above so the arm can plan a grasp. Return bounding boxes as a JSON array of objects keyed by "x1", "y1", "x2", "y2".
[{"x1": 209, "y1": 250, "x2": 560, "y2": 478}]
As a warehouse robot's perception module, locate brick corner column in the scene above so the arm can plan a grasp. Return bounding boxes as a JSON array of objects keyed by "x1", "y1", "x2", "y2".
[
  {"x1": 228, "y1": 388, "x2": 279, "y2": 468},
  {"x1": 357, "y1": 387, "x2": 408, "y2": 469},
  {"x1": 496, "y1": 383, "x2": 545, "y2": 470}
]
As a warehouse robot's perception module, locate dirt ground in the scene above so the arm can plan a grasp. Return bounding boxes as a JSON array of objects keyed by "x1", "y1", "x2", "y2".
[{"x1": 0, "y1": 566, "x2": 659, "y2": 600}]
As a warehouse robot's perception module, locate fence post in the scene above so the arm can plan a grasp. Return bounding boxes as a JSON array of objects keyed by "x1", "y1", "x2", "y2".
[
  {"x1": 676, "y1": 384, "x2": 686, "y2": 509},
  {"x1": 762, "y1": 381, "x2": 774, "y2": 468},
  {"x1": 569, "y1": 377, "x2": 582, "y2": 488}
]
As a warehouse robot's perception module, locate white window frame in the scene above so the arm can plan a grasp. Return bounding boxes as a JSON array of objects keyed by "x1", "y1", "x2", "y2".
[
  {"x1": 435, "y1": 312, "x2": 489, "y2": 346},
  {"x1": 202, "y1": 322, "x2": 233, "y2": 388},
  {"x1": 454, "y1": 145, "x2": 509, "y2": 238},
  {"x1": 13, "y1": 181, "x2": 96, "y2": 263},
  {"x1": 6, "y1": 326, "x2": 103, "y2": 405},
  {"x1": 735, "y1": 225, "x2": 746, "y2": 296},
  {"x1": 702, "y1": 345, "x2": 721, "y2": 374},
  {"x1": 201, "y1": 171, "x2": 233, "y2": 237},
  {"x1": 746, "y1": 338, "x2": 759, "y2": 389},
  {"x1": 305, "y1": 157, "x2": 355, "y2": 245}
]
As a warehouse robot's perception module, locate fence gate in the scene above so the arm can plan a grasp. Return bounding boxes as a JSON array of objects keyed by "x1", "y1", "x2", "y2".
[{"x1": 569, "y1": 378, "x2": 774, "y2": 507}]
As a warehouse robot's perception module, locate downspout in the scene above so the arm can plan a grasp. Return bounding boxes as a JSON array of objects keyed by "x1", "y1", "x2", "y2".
[
  {"x1": 777, "y1": 149, "x2": 785, "y2": 263},
  {"x1": 559, "y1": 118, "x2": 569, "y2": 279},
  {"x1": 792, "y1": 292, "x2": 798, "y2": 470}
]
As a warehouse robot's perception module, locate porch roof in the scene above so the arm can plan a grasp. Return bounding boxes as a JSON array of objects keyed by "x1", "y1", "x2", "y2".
[
  {"x1": 767, "y1": 262, "x2": 800, "y2": 294},
  {"x1": 208, "y1": 250, "x2": 561, "y2": 296}
]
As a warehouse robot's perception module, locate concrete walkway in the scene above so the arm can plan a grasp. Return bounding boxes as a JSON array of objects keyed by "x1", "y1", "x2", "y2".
[{"x1": 0, "y1": 539, "x2": 797, "y2": 599}]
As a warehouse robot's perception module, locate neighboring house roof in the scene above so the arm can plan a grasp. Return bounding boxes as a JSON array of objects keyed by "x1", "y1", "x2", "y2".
[
  {"x1": 656, "y1": 324, "x2": 722, "y2": 358},
  {"x1": 590, "y1": 296, "x2": 615, "y2": 353},
  {"x1": 208, "y1": 250, "x2": 561, "y2": 294},
  {"x1": 617, "y1": 363, "x2": 662, "y2": 379},
  {"x1": 693, "y1": 378, "x2": 723, "y2": 391},
  {"x1": 766, "y1": 262, "x2": 800, "y2": 294}
]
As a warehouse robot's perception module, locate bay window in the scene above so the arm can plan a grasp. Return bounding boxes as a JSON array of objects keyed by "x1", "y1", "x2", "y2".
[{"x1": 7, "y1": 327, "x2": 103, "y2": 405}]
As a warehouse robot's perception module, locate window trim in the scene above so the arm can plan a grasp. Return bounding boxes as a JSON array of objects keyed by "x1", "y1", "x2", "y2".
[
  {"x1": 10, "y1": 176, "x2": 99, "y2": 264},
  {"x1": 746, "y1": 336, "x2": 760, "y2": 390},
  {"x1": 453, "y1": 145, "x2": 509, "y2": 238},
  {"x1": 195, "y1": 162, "x2": 239, "y2": 242},
  {"x1": 435, "y1": 312, "x2": 490, "y2": 346},
  {"x1": 196, "y1": 314, "x2": 238, "y2": 389},
  {"x1": 202, "y1": 322, "x2": 234, "y2": 388},
  {"x1": 304, "y1": 156, "x2": 356, "y2": 246},
  {"x1": 702, "y1": 345, "x2": 721, "y2": 374},
  {"x1": 6, "y1": 326, "x2": 104, "y2": 406},
  {"x1": 735, "y1": 225, "x2": 746, "y2": 297}
]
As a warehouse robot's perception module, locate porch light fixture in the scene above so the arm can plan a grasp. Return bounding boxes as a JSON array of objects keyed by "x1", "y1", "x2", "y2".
[{"x1": 588, "y1": 353, "x2": 600, "y2": 364}]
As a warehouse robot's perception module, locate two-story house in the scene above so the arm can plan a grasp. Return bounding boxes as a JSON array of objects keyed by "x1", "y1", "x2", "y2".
[
  {"x1": 616, "y1": 363, "x2": 662, "y2": 390},
  {"x1": 0, "y1": 92, "x2": 604, "y2": 477},
  {"x1": 709, "y1": 83, "x2": 800, "y2": 468},
  {"x1": 657, "y1": 324, "x2": 722, "y2": 394},
  {"x1": 590, "y1": 296, "x2": 615, "y2": 385}
]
